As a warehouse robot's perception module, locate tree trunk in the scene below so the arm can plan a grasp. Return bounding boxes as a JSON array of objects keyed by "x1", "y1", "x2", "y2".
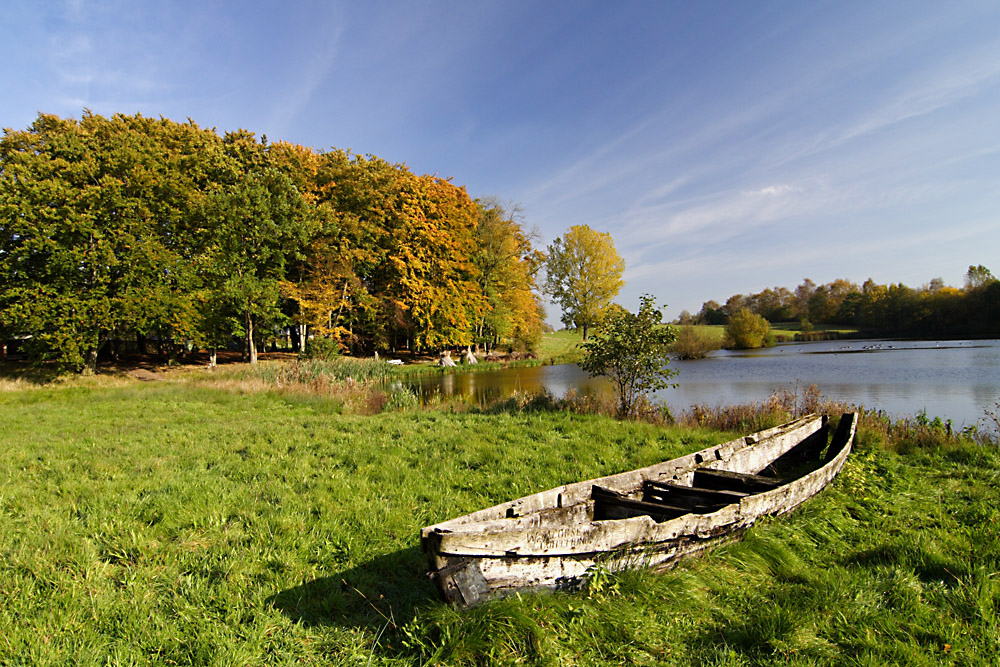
[
  {"x1": 247, "y1": 313, "x2": 258, "y2": 364},
  {"x1": 82, "y1": 348, "x2": 98, "y2": 375},
  {"x1": 81, "y1": 332, "x2": 107, "y2": 375}
]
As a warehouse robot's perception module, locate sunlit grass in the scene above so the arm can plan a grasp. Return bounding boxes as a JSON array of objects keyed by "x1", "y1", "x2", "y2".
[
  {"x1": 1, "y1": 378, "x2": 997, "y2": 665},
  {"x1": 536, "y1": 329, "x2": 584, "y2": 363}
]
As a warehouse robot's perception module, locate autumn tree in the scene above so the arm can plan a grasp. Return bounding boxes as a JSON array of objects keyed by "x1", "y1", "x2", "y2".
[
  {"x1": 270, "y1": 141, "x2": 346, "y2": 353},
  {"x1": 313, "y1": 152, "x2": 487, "y2": 353},
  {"x1": 965, "y1": 265, "x2": 996, "y2": 291},
  {"x1": 791, "y1": 279, "x2": 817, "y2": 321},
  {"x1": 747, "y1": 287, "x2": 793, "y2": 322},
  {"x1": 580, "y1": 294, "x2": 677, "y2": 418},
  {"x1": 544, "y1": 224, "x2": 624, "y2": 340},
  {"x1": 724, "y1": 308, "x2": 773, "y2": 349},
  {"x1": 472, "y1": 199, "x2": 544, "y2": 353}
]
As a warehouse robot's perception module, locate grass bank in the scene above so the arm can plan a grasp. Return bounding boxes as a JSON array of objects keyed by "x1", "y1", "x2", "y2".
[
  {"x1": 678, "y1": 324, "x2": 860, "y2": 345},
  {"x1": 1, "y1": 379, "x2": 998, "y2": 665}
]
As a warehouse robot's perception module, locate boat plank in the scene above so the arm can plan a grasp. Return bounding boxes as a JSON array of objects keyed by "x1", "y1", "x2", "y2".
[{"x1": 692, "y1": 468, "x2": 784, "y2": 492}]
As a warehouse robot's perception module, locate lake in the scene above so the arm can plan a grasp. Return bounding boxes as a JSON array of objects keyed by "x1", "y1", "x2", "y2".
[{"x1": 410, "y1": 339, "x2": 1000, "y2": 430}]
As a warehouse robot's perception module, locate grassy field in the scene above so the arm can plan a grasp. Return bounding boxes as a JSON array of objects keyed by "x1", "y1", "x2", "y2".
[
  {"x1": 1, "y1": 377, "x2": 998, "y2": 665},
  {"x1": 676, "y1": 324, "x2": 859, "y2": 345},
  {"x1": 535, "y1": 329, "x2": 585, "y2": 363}
]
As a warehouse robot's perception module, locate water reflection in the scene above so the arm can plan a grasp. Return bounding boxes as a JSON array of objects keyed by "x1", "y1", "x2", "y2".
[{"x1": 409, "y1": 339, "x2": 1000, "y2": 428}]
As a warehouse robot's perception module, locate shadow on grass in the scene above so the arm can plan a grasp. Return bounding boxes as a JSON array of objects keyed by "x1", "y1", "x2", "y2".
[
  {"x1": 844, "y1": 543, "x2": 967, "y2": 583},
  {"x1": 268, "y1": 545, "x2": 440, "y2": 631},
  {"x1": 0, "y1": 359, "x2": 64, "y2": 384}
]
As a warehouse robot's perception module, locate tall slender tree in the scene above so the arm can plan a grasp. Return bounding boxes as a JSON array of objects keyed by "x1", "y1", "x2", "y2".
[{"x1": 544, "y1": 224, "x2": 624, "y2": 340}]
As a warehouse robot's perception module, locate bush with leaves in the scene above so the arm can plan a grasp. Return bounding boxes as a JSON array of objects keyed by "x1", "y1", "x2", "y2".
[
  {"x1": 670, "y1": 326, "x2": 720, "y2": 360},
  {"x1": 725, "y1": 308, "x2": 774, "y2": 349},
  {"x1": 579, "y1": 294, "x2": 677, "y2": 418}
]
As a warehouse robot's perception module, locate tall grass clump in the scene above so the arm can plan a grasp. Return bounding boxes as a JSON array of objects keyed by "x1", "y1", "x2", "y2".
[
  {"x1": 851, "y1": 406, "x2": 1000, "y2": 453},
  {"x1": 680, "y1": 384, "x2": 824, "y2": 433},
  {"x1": 194, "y1": 358, "x2": 398, "y2": 414},
  {"x1": 248, "y1": 357, "x2": 394, "y2": 385}
]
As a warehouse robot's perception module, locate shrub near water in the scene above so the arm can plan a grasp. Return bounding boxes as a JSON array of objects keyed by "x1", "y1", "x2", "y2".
[
  {"x1": 724, "y1": 308, "x2": 774, "y2": 350},
  {"x1": 671, "y1": 325, "x2": 722, "y2": 360}
]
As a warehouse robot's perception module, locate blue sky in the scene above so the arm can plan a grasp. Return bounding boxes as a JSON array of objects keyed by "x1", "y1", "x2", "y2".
[{"x1": 3, "y1": 1, "x2": 999, "y2": 319}]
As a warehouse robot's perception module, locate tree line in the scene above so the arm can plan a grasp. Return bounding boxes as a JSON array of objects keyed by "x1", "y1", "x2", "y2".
[
  {"x1": 678, "y1": 266, "x2": 999, "y2": 338},
  {"x1": 0, "y1": 112, "x2": 546, "y2": 372}
]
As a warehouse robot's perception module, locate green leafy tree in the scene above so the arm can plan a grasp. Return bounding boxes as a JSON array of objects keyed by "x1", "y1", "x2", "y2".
[
  {"x1": 0, "y1": 112, "x2": 188, "y2": 372},
  {"x1": 544, "y1": 225, "x2": 625, "y2": 340},
  {"x1": 696, "y1": 300, "x2": 727, "y2": 325},
  {"x1": 580, "y1": 294, "x2": 677, "y2": 418},
  {"x1": 724, "y1": 308, "x2": 773, "y2": 349},
  {"x1": 198, "y1": 131, "x2": 312, "y2": 364}
]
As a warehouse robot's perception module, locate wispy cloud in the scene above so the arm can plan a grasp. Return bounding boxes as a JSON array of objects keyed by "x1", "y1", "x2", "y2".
[
  {"x1": 770, "y1": 45, "x2": 1000, "y2": 169},
  {"x1": 268, "y1": 35, "x2": 342, "y2": 137}
]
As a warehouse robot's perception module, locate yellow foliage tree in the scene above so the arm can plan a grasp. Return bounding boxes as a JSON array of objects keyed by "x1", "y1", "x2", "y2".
[{"x1": 544, "y1": 225, "x2": 625, "y2": 340}]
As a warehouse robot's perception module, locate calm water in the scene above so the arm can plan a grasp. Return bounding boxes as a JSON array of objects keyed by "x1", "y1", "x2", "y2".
[{"x1": 411, "y1": 339, "x2": 1000, "y2": 429}]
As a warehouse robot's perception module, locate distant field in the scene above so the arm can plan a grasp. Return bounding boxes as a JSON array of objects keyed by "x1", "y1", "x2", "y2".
[
  {"x1": 769, "y1": 321, "x2": 860, "y2": 339},
  {"x1": 676, "y1": 323, "x2": 859, "y2": 344},
  {"x1": 536, "y1": 329, "x2": 584, "y2": 362}
]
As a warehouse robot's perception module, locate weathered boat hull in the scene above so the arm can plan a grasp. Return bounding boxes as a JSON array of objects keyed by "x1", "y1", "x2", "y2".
[{"x1": 422, "y1": 413, "x2": 857, "y2": 607}]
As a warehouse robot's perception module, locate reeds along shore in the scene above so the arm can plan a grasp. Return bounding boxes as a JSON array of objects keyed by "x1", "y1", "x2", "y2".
[{"x1": 200, "y1": 357, "x2": 1000, "y2": 448}]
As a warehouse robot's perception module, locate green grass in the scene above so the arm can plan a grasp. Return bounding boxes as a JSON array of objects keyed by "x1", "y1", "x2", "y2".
[
  {"x1": 679, "y1": 324, "x2": 859, "y2": 345},
  {"x1": 682, "y1": 324, "x2": 729, "y2": 344},
  {"x1": 535, "y1": 330, "x2": 584, "y2": 363},
  {"x1": 0, "y1": 381, "x2": 717, "y2": 665},
  {"x1": 768, "y1": 321, "x2": 858, "y2": 335},
  {"x1": 1, "y1": 381, "x2": 998, "y2": 665}
]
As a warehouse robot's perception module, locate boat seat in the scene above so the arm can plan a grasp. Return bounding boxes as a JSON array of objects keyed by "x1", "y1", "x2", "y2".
[
  {"x1": 591, "y1": 485, "x2": 689, "y2": 522},
  {"x1": 691, "y1": 468, "x2": 785, "y2": 493},
  {"x1": 641, "y1": 479, "x2": 748, "y2": 511}
]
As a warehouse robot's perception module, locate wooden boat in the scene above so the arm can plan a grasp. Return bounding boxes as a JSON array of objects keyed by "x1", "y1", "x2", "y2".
[{"x1": 421, "y1": 412, "x2": 857, "y2": 607}]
